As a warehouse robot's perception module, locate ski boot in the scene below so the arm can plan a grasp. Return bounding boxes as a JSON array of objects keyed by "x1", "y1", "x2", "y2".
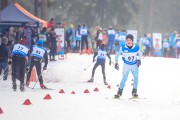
[
  {"x1": 132, "y1": 88, "x2": 138, "y2": 98},
  {"x1": 20, "y1": 84, "x2": 25, "y2": 92},
  {"x1": 114, "y1": 89, "x2": 123, "y2": 99},
  {"x1": 40, "y1": 84, "x2": 47, "y2": 89},
  {"x1": 12, "y1": 82, "x2": 17, "y2": 91},
  {"x1": 87, "y1": 77, "x2": 94, "y2": 83},
  {"x1": 103, "y1": 76, "x2": 108, "y2": 85},
  {"x1": 26, "y1": 81, "x2": 30, "y2": 87}
]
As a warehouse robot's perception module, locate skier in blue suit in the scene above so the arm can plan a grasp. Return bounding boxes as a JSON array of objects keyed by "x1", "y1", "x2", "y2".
[{"x1": 114, "y1": 34, "x2": 142, "y2": 98}]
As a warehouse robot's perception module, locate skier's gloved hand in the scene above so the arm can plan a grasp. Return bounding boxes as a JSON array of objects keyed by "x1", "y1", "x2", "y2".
[
  {"x1": 43, "y1": 65, "x2": 47, "y2": 70},
  {"x1": 8, "y1": 60, "x2": 12, "y2": 65},
  {"x1": 137, "y1": 60, "x2": 141, "y2": 68},
  {"x1": 109, "y1": 61, "x2": 111, "y2": 66},
  {"x1": 26, "y1": 66, "x2": 30, "y2": 72},
  {"x1": 115, "y1": 63, "x2": 119, "y2": 70}
]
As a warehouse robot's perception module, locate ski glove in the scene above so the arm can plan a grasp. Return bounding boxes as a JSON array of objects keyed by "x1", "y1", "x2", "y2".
[
  {"x1": 43, "y1": 65, "x2": 47, "y2": 70},
  {"x1": 137, "y1": 60, "x2": 141, "y2": 68},
  {"x1": 115, "y1": 63, "x2": 119, "y2": 70},
  {"x1": 8, "y1": 60, "x2": 12, "y2": 65},
  {"x1": 26, "y1": 66, "x2": 30, "y2": 72},
  {"x1": 109, "y1": 61, "x2": 111, "y2": 66}
]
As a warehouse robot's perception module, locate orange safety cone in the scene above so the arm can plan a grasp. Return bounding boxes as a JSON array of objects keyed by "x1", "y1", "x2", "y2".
[
  {"x1": 87, "y1": 48, "x2": 93, "y2": 54},
  {"x1": 84, "y1": 89, "x2": 90, "y2": 93},
  {"x1": 107, "y1": 85, "x2": 111, "y2": 89},
  {"x1": 22, "y1": 99, "x2": 32, "y2": 105},
  {"x1": 71, "y1": 91, "x2": 75, "y2": 94},
  {"x1": 30, "y1": 67, "x2": 37, "y2": 82},
  {"x1": 59, "y1": 89, "x2": 65, "y2": 94},
  {"x1": 93, "y1": 87, "x2": 99, "y2": 92},
  {"x1": 44, "y1": 94, "x2": 52, "y2": 100},
  {"x1": 0, "y1": 107, "x2": 3, "y2": 114}
]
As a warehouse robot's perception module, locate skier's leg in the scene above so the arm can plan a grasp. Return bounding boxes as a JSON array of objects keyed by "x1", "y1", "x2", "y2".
[
  {"x1": 26, "y1": 60, "x2": 35, "y2": 86},
  {"x1": 119, "y1": 66, "x2": 130, "y2": 89},
  {"x1": 35, "y1": 62, "x2": 45, "y2": 88},
  {"x1": 88, "y1": 62, "x2": 99, "y2": 82},
  {"x1": 131, "y1": 67, "x2": 139, "y2": 89},
  {"x1": 101, "y1": 62, "x2": 107, "y2": 85},
  {"x1": 19, "y1": 57, "x2": 26, "y2": 91},
  {"x1": 131, "y1": 66, "x2": 139, "y2": 97},
  {"x1": 12, "y1": 56, "x2": 17, "y2": 90}
]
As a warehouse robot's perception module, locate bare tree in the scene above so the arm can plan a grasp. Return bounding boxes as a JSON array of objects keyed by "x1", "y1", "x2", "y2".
[
  {"x1": 0, "y1": 0, "x2": 8, "y2": 10},
  {"x1": 41, "y1": 0, "x2": 48, "y2": 20}
]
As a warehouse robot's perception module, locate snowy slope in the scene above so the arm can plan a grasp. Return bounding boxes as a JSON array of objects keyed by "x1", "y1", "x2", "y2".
[{"x1": 0, "y1": 54, "x2": 180, "y2": 120}]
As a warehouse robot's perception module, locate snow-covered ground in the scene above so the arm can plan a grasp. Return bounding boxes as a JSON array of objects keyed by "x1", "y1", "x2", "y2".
[{"x1": 0, "y1": 53, "x2": 180, "y2": 120}]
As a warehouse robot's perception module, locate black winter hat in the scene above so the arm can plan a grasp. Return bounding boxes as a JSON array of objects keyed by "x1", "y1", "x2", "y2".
[{"x1": 126, "y1": 34, "x2": 134, "y2": 41}]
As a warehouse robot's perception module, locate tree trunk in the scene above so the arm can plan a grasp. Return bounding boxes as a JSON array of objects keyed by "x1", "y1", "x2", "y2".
[
  {"x1": 0, "y1": 0, "x2": 8, "y2": 10},
  {"x1": 41, "y1": 0, "x2": 48, "y2": 20}
]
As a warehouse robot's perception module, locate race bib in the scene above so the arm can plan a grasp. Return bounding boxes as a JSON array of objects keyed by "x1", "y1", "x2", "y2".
[
  {"x1": 123, "y1": 52, "x2": 137, "y2": 62},
  {"x1": 108, "y1": 30, "x2": 115, "y2": 35},
  {"x1": 98, "y1": 33, "x2": 103, "y2": 40},
  {"x1": 176, "y1": 41, "x2": 180, "y2": 47},
  {"x1": 80, "y1": 29, "x2": 87, "y2": 35},
  {"x1": 31, "y1": 46, "x2": 45, "y2": 58},
  {"x1": 12, "y1": 44, "x2": 28, "y2": 54},
  {"x1": 76, "y1": 31, "x2": 81, "y2": 38},
  {"x1": 163, "y1": 42, "x2": 169, "y2": 48}
]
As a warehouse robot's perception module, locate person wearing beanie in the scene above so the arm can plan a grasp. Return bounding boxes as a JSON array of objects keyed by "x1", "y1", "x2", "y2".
[
  {"x1": 26, "y1": 39, "x2": 48, "y2": 89},
  {"x1": 87, "y1": 43, "x2": 111, "y2": 85},
  {"x1": 11, "y1": 38, "x2": 29, "y2": 91},
  {"x1": 0, "y1": 37, "x2": 11, "y2": 80},
  {"x1": 114, "y1": 34, "x2": 142, "y2": 99}
]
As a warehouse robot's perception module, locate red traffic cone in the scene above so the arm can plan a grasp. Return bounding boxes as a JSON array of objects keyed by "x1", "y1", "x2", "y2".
[
  {"x1": 59, "y1": 89, "x2": 65, "y2": 94},
  {"x1": 93, "y1": 87, "x2": 99, "y2": 92},
  {"x1": 107, "y1": 85, "x2": 111, "y2": 89},
  {"x1": 22, "y1": 99, "x2": 32, "y2": 105},
  {"x1": 71, "y1": 91, "x2": 75, "y2": 94},
  {"x1": 84, "y1": 89, "x2": 90, "y2": 93},
  {"x1": 44, "y1": 94, "x2": 52, "y2": 100},
  {"x1": 0, "y1": 107, "x2": 3, "y2": 114}
]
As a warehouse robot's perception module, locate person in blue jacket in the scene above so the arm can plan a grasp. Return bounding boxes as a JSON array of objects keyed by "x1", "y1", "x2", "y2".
[
  {"x1": 26, "y1": 39, "x2": 48, "y2": 89},
  {"x1": 80, "y1": 24, "x2": 89, "y2": 54},
  {"x1": 88, "y1": 44, "x2": 111, "y2": 85},
  {"x1": 106, "y1": 26, "x2": 115, "y2": 54},
  {"x1": 11, "y1": 38, "x2": 29, "y2": 91},
  {"x1": 114, "y1": 34, "x2": 142, "y2": 98}
]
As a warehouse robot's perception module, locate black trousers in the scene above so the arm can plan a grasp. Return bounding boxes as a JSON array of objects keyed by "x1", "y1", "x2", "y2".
[
  {"x1": 91, "y1": 60, "x2": 106, "y2": 79},
  {"x1": 81, "y1": 35, "x2": 88, "y2": 51},
  {"x1": 27, "y1": 58, "x2": 43, "y2": 85},
  {"x1": 12, "y1": 55, "x2": 26, "y2": 84}
]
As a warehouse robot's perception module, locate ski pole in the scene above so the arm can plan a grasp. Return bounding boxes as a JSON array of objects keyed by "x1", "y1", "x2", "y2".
[
  {"x1": 31, "y1": 70, "x2": 44, "y2": 89},
  {"x1": 84, "y1": 62, "x2": 94, "y2": 71},
  {"x1": 0, "y1": 66, "x2": 11, "y2": 80}
]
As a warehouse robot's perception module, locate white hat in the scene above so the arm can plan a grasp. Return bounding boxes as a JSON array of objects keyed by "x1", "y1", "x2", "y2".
[{"x1": 1, "y1": 37, "x2": 8, "y2": 44}]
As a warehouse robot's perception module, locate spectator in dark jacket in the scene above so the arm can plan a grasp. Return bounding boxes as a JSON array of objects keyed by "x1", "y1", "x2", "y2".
[{"x1": 0, "y1": 37, "x2": 10, "y2": 80}]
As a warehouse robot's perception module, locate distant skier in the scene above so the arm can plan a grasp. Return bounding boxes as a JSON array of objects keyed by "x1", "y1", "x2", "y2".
[
  {"x1": 88, "y1": 43, "x2": 111, "y2": 85},
  {"x1": 11, "y1": 38, "x2": 29, "y2": 91},
  {"x1": 26, "y1": 39, "x2": 48, "y2": 89},
  {"x1": 114, "y1": 34, "x2": 142, "y2": 98}
]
